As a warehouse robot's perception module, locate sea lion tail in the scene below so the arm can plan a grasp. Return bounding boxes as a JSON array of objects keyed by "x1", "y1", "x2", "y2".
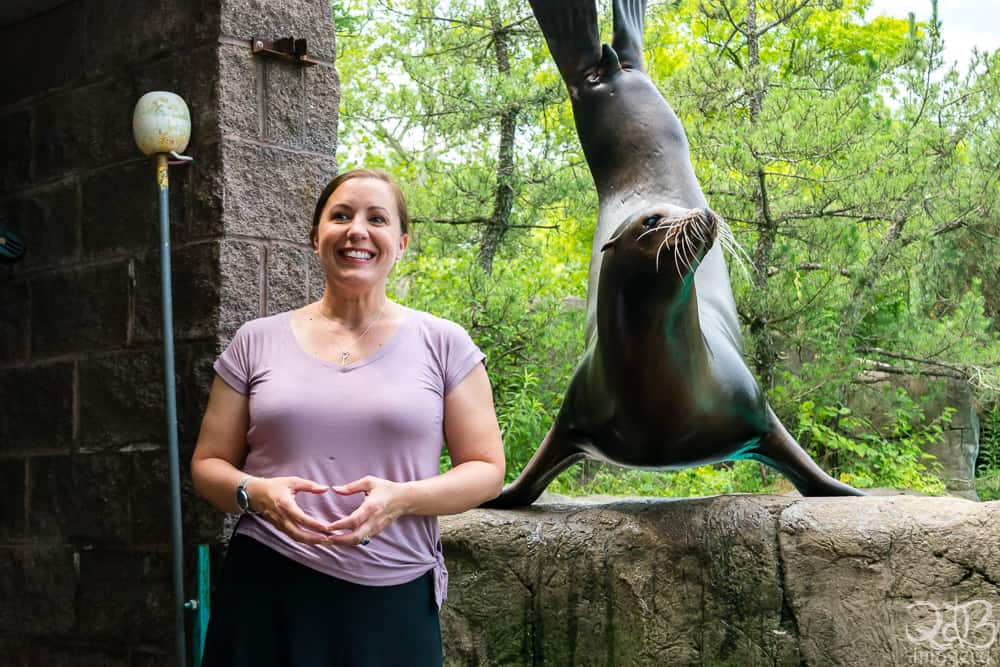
[
  {"x1": 612, "y1": 0, "x2": 648, "y2": 71},
  {"x1": 528, "y1": 0, "x2": 601, "y2": 84}
]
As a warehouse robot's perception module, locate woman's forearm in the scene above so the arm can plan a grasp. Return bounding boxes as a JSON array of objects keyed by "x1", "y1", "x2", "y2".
[
  {"x1": 398, "y1": 460, "x2": 504, "y2": 516},
  {"x1": 191, "y1": 456, "x2": 250, "y2": 515}
]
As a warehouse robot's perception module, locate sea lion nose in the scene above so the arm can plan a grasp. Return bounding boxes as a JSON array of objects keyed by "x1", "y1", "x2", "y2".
[
  {"x1": 600, "y1": 44, "x2": 622, "y2": 72},
  {"x1": 701, "y1": 208, "x2": 718, "y2": 231}
]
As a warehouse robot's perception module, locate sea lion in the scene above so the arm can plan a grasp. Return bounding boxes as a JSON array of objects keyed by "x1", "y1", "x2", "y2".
[{"x1": 484, "y1": 0, "x2": 861, "y2": 507}]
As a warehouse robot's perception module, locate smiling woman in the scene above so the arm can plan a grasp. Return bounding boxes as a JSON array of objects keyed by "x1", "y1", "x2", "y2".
[{"x1": 190, "y1": 168, "x2": 505, "y2": 667}]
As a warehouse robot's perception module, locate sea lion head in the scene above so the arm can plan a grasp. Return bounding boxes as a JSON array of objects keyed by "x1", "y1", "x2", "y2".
[
  {"x1": 601, "y1": 206, "x2": 721, "y2": 279},
  {"x1": 569, "y1": 44, "x2": 646, "y2": 102}
]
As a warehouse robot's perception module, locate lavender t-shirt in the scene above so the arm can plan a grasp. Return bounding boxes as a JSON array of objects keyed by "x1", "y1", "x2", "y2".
[{"x1": 213, "y1": 306, "x2": 485, "y2": 608}]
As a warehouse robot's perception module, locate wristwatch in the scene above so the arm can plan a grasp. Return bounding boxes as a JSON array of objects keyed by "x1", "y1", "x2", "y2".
[{"x1": 236, "y1": 476, "x2": 255, "y2": 514}]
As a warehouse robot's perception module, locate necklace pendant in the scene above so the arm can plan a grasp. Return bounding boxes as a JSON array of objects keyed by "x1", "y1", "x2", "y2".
[{"x1": 340, "y1": 351, "x2": 351, "y2": 366}]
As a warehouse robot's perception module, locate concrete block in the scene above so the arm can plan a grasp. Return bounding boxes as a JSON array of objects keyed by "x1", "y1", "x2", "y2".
[
  {"x1": 129, "y1": 450, "x2": 226, "y2": 545},
  {"x1": 0, "y1": 110, "x2": 32, "y2": 190},
  {"x1": 133, "y1": 44, "x2": 220, "y2": 149},
  {"x1": 263, "y1": 59, "x2": 304, "y2": 146},
  {"x1": 1, "y1": 179, "x2": 80, "y2": 271},
  {"x1": 29, "y1": 645, "x2": 129, "y2": 667},
  {"x1": 34, "y1": 79, "x2": 137, "y2": 183},
  {"x1": 219, "y1": 240, "x2": 266, "y2": 338},
  {"x1": 0, "y1": 460, "x2": 26, "y2": 542},
  {"x1": 176, "y1": 342, "x2": 223, "y2": 445},
  {"x1": 220, "y1": 139, "x2": 337, "y2": 242},
  {"x1": 21, "y1": 546, "x2": 77, "y2": 635},
  {"x1": 78, "y1": 350, "x2": 165, "y2": 451},
  {"x1": 303, "y1": 64, "x2": 340, "y2": 154},
  {"x1": 30, "y1": 262, "x2": 129, "y2": 357},
  {"x1": 0, "y1": 548, "x2": 24, "y2": 634},
  {"x1": 84, "y1": 0, "x2": 219, "y2": 82},
  {"x1": 0, "y1": 280, "x2": 29, "y2": 363},
  {"x1": 76, "y1": 548, "x2": 171, "y2": 642},
  {"x1": 29, "y1": 455, "x2": 130, "y2": 543},
  {"x1": 265, "y1": 244, "x2": 309, "y2": 315},
  {"x1": 221, "y1": 0, "x2": 337, "y2": 61},
  {"x1": 308, "y1": 254, "x2": 326, "y2": 301},
  {"x1": 132, "y1": 242, "x2": 223, "y2": 344},
  {"x1": 0, "y1": 362, "x2": 74, "y2": 454},
  {"x1": 80, "y1": 160, "x2": 159, "y2": 259},
  {"x1": 0, "y1": 2, "x2": 85, "y2": 105},
  {"x1": 0, "y1": 637, "x2": 26, "y2": 667},
  {"x1": 218, "y1": 43, "x2": 260, "y2": 139},
  {"x1": 183, "y1": 139, "x2": 225, "y2": 242}
]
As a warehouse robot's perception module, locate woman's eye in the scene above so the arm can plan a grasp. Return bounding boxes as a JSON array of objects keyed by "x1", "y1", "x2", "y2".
[
  {"x1": 643, "y1": 215, "x2": 662, "y2": 227},
  {"x1": 370, "y1": 216, "x2": 387, "y2": 224},
  {"x1": 331, "y1": 212, "x2": 349, "y2": 221}
]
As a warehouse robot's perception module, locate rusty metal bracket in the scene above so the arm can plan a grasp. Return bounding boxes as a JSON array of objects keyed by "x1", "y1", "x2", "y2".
[{"x1": 251, "y1": 36, "x2": 319, "y2": 66}]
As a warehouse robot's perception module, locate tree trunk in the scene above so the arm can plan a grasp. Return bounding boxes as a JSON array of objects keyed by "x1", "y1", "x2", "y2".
[
  {"x1": 477, "y1": 4, "x2": 518, "y2": 274},
  {"x1": 745, "y1": 0, "x2": 778, "y2": 390}
]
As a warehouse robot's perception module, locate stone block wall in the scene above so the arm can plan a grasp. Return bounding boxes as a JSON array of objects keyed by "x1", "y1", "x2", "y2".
[{"x1": 0, "y1": 1, "x2": 338, "y2": 664}]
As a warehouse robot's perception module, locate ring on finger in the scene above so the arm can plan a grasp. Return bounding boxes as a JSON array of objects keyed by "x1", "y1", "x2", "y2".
[{"x1": 360, "y1": 535, "x2": 371, "y2": 546}]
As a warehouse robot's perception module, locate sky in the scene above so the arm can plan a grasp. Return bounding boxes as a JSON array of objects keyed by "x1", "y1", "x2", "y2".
[{"x1": 866, "y1": 0, "x2": 1000, "y2": 69}]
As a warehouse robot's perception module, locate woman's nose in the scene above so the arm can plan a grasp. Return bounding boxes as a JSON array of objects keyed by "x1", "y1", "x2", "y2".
[{"x1": 346, "y1": 214, "x2": 369, "y2": 238}]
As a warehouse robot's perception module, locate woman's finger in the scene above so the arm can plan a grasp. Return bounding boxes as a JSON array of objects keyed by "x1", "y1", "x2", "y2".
[
  {"x1": 278, "y1": 517, "x2": 331, "y2": 545},
  {"x1": 288, "y1": 476, "x2": 331, "y2": 494},
  {"x1": 284, "y1": 505, "x2": 334, "y2": 535},
  {"x1": 325, "y1": 504, "x2": 371, "y2": 533},
  {"x1": 326, "y1": 518, "x2": 377, "y2": 547},
  {"x1": 331, "y1": 476, "x2": 375, "y2": 496}
]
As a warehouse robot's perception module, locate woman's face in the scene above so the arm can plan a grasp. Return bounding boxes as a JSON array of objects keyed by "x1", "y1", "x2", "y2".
[{"x1": 313, "y1": 178, "x2": 409, "y2": 291}]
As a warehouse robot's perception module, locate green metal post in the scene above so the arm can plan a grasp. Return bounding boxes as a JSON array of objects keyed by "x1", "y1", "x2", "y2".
[{"x1": 157, "y1": 153, "x2": 188, "y2": 667}]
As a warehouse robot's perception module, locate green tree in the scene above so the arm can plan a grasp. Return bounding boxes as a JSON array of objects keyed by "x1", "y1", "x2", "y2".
[
  {"x1": 336, "y1": 0, "x2": 595, "y2": 475},
  {"x1": 334, "y1": 0, "x2": 1000, "y2": 494}
]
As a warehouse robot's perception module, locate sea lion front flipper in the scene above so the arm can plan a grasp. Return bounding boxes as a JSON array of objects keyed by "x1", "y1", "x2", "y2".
[
  {"x1": 751, "y1": 406, "x2": 865, "y2": 497},
  {"x1": 481, "y1": 424, "x2": 586, "y2": 508},
  {"x1": 527, "y1": 0, "x2": 601, "y2": 84},
  {"x1": 611, "y1": 0, "x2": 647, "y2": 71}
]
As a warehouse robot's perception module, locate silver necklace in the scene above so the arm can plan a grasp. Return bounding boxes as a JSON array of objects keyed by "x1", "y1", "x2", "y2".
[{"x1": 325, "y1": 301, "x2": 387, "y2": 366}]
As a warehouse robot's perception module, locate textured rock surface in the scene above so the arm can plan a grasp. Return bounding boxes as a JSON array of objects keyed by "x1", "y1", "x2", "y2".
[{"x1": 441, "y1": 495, "x2": 1000, "y2": 666}]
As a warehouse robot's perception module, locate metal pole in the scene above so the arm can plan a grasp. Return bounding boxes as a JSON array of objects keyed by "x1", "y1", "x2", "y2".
[{"x1": 157, "y1": 152, "x2": 188, "y2": 667}]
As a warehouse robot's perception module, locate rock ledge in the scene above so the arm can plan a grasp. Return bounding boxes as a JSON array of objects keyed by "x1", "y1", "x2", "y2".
[{"x1": 441, "y1": 495, "x2": 1000, "y2": 666}]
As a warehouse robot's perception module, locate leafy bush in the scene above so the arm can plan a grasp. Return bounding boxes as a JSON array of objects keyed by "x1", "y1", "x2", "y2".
[
  {"x1": 795, "y1": 401, "x2": 947, "y2": 494},
  {"x1": 976, "y1": 404, "x2": 1000, "y2": 501}
]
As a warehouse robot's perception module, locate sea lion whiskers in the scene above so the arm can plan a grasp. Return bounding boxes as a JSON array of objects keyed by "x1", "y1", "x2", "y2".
[{"x1": 715, "y1": 216, "x2": 753, "y2": 280}]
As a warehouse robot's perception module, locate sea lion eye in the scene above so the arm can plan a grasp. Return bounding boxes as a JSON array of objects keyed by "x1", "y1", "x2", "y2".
[{"x1": 643, "y1": 215, "x2": 662, "y2": 227}]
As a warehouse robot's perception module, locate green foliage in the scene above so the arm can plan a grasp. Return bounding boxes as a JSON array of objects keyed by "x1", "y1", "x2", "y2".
[
  {"x1": 976, "y1": 404, "x2": 1000, "y2": 501},
  {"x1": 548, "y1": 460, "x2": 774, "y2": 497},
  {"x1": 339, "y1": 0, "x2": 1000, "y2": 498},
  {"x1": 796, "y1": 400, "x2": 948, "y2": 493}
]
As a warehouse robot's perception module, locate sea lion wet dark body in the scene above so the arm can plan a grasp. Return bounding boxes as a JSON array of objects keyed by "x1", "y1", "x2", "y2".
[{"x1": 485, "y1": 0, "x2": 861, "y2": 507}]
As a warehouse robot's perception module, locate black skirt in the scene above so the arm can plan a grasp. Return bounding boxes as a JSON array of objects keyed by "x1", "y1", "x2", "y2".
[{"x1": 201, "y1": 533, "x2": 443, "y2": 667}]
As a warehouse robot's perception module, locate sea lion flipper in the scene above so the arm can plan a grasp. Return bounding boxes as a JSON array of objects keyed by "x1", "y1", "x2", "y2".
[
  {"x1": 480, "y1": 424, "x2": 586, "y2": 508},
  {"x1": 611, "y1": 0, "x2": 647, "y2": 71},
  {"x1": 751, "y1": 406, "x2": 865, "y2": 496},
  {"x1": 527, "y1": 0, "x2": 601, "y2": 84}
]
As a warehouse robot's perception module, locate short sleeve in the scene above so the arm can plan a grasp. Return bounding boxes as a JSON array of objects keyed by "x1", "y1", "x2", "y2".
[
  {"x1": 213, "y1": 324, "x2": 254, "y2": 395},
  {"x1": 439, "y1": 321, "x2": 486, "y2": 395}
]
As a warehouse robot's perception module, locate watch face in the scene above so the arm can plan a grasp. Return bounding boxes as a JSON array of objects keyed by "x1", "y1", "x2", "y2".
[{"x1": 236, "y1": 487, "x2": 249, "y2": 512}]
